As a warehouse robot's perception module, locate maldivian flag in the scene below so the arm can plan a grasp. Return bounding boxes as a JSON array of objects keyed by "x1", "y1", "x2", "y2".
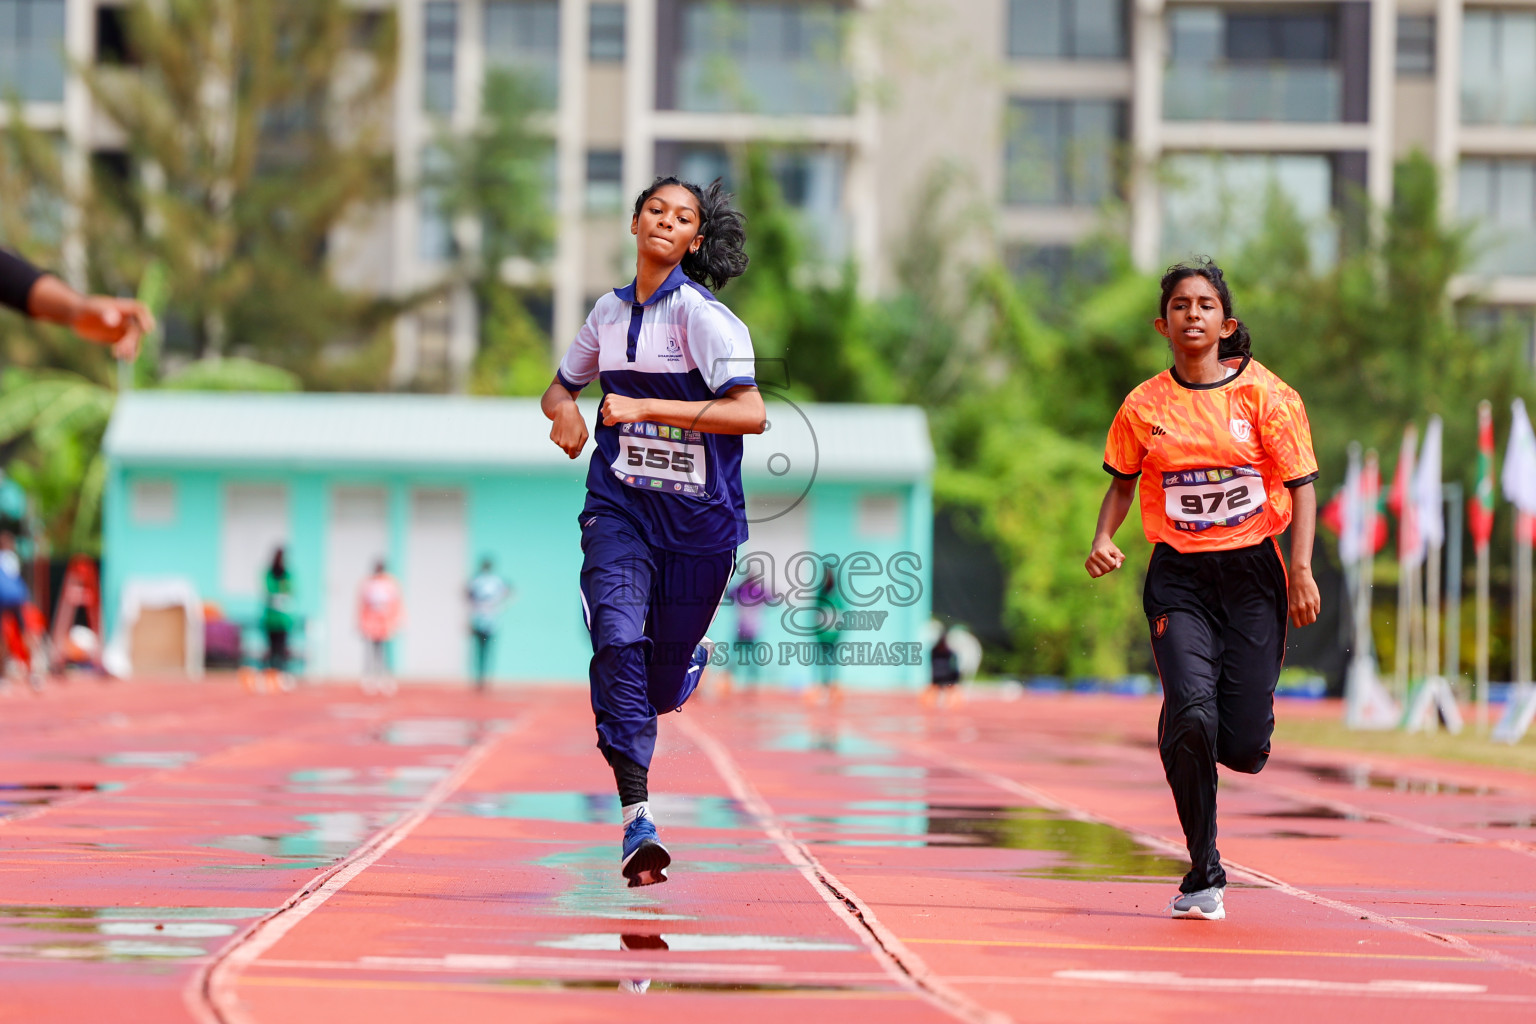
[{"x1": 1470, "y1": 400, "x2": 1495, "y2": 552}]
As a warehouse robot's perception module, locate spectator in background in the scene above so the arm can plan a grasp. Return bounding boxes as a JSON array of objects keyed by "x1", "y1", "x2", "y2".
[
  {"x1": 466, "y1": 558, "x2": 512, "y2": 692},
  {"x1": 925, "y1": 626, "x2": 962, "y2": 709},
  {"x1": 1, "y1": 247, "x2": 152, "y2": 356},
  {"x1": 358, "y1": 560, "x2": 402, "y2": 696},
  {"x1": 726, "y1": 569, "x2": 768, "y2": 693},
  {"x1": 259, "y1": 547, "x2": 296, "y2": 693},
  {"x1": 0, "y1": 532, "x2": 28, "y2": 685},
  {"x1": 808, "y1": 565, "x2": 844, "y2": 705}
]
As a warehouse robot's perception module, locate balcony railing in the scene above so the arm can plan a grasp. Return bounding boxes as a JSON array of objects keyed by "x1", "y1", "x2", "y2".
[
  {"x1": 674, "y1": 55, "x2": 852, "y2": 117},
  {"x1": 1462, "y1": 76, "x2": 1536, "y2": 127},
  {"x1": 1164, "y1": 62, "x2": 1341, "y2": 123}
]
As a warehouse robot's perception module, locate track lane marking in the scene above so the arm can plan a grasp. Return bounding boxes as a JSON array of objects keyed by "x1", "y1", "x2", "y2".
[
  {"x1": 239, "y1": 976, "x2": 912, "y2": 999},
  {"x1": 891, "y1": 736, "x2": 1536, "y2": 983},
  {"x1": 186, "y1": 715, "x2": 514, "y2": 1024},
  {"x1": 675, "y1": 715, "x2": 1009, "y2": 1024},
  {"x1": 900, "y1": 936, "x2": 1475, "y2": 961}
]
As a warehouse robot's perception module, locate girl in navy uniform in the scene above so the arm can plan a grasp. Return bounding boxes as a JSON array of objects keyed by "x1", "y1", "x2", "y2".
[{"x1": 542, "y1": 177, "x2": 762, "y2": 886}]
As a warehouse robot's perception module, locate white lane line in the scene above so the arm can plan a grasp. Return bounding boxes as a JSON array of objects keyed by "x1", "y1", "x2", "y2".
[
  {"x1": 1052, "y1": 970, "x2": 1485, "y2": 994},
  {"x1": 184, "y1": 718, "x2": 512, "y2": 1024},
  {"x1": 675, "y1": 715, "x2": 1010, "y2": 1024},
  {"x1": 251, "y1": 956, "x2": 895, "y2": 985},
  {"x1": 894, "y1": 736, "x2": 1536, "y2": 984}
]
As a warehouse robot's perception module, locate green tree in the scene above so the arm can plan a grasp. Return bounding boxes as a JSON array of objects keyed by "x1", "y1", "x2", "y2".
[
  {"x1": 434, "y1": 70, "x2": 559, "y2": 397},
  {"x1": 6, "y1": 0, "x2": 409, "y2": 387}
]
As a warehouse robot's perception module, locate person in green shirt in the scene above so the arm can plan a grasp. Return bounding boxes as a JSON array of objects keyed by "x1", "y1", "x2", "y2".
[{"x1": 260, "y1": 547, "x2": 296, "y2": 691}]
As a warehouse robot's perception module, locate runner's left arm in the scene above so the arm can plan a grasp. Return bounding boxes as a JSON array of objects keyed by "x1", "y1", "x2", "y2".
[
  {"x1": 1287, "y1": 482, "x2": 1321, "y2": 628},
  {"x1": 600, "y1": 386, "x2": 766, "y2": 435}
]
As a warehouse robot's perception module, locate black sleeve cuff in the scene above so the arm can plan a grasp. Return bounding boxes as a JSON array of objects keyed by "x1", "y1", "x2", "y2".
[
  {"x1": 555, "y1": 369, "x2": 588, "y2": 394},
  {"x1": 0, "y1": 248, "x2": 45, "y2": 315},
  {"x1": 1283, "y1": 471, "x2": 1320, "y2": 489},
  {"x1": 1103, "y1": 462, "x2": 1140, "y2": 480}
]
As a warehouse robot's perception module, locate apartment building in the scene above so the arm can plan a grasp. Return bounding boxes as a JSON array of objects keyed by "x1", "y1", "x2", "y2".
[{"x1": 4, "y1": 0, "x2": 1534, "y2": 383}]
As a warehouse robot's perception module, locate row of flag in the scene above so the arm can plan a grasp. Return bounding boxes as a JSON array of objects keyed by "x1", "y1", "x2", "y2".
[{"x1": 1324, "y1": 400, "x2": 1532, "y2": 560}]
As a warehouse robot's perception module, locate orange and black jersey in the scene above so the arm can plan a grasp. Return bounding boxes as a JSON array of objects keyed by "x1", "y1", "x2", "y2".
[{"x1": 1103, "y1": 355, "x2": 1318, "y2": 554}]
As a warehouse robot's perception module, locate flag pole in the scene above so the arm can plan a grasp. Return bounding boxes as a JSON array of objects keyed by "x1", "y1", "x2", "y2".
[
  {"x1": 1444, "y1": 483, "x2": 1463, "y2": 697},
  {"x1": 1478, "y1": 531, "x2": 1490, "y2": 730},
  {"x1": 1473, "y1": 400, "x2": 1496, "y2": 731},
  {"x1": 1520, "y1": 511, "x2": 1532, "y2": 694}
]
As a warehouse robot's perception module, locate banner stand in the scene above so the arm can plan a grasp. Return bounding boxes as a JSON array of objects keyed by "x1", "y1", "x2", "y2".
[
  {"x1": 1402, "y1": 676, "x2": 1463, "y2": 734},
  {"x1": 1346, "y1": 655, "x2": 1400, "y2": 730},
  {"x1": 1493, "y1": 682, "x2": 1536, "y2": 744}
]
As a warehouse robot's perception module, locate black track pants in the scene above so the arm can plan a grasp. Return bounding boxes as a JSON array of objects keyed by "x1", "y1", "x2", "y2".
[{"x1": 1145, "y1": 539, "x2": 1288, "y2": 893}]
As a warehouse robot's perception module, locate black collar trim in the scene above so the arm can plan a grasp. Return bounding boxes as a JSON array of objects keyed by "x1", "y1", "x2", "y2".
[{"x1": 1171, "y1": 354, "x2": 1251, "y2": 391}]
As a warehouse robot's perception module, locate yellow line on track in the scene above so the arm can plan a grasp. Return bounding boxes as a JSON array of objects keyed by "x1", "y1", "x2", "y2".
[{"x1": 900, "y1": 937, "x2": 1477, "y2": 962}]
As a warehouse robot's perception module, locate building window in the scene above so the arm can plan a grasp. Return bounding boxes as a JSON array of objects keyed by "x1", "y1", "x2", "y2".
[
  {"x1": 95, "y1": 4, "x2": 136, "y2": 66},
  {"x1": 423, "y1": 1, "x2": 457, "y2": 114},
  {"x1": 1003, "y1": 99, "x2": 1122, "y2": 207},
  {"x1": 671, "y1": 0, "x2": 851, "y2": 116},
  {"x1": 1396, "y1": 15, "x2": 1434, "y2": 76},
  {"x1": 1165, "y1": 7, "x2": 1342, "y2": 123},
  {"x1": 0, "y1": 0, "x2": 66, "y2": 103},
  {"x1": 1462, "y1": 10, "x2": 1536, "y2": 126},
  {"x1": 586, "y1": 149, "x2": 623, "y2": 213},
  {"x1": 1007, "y1": 0, "x2": 1124, "y2": 60},
  {"x1": 1162, "y1": 153, "x2": 1337, "y2": 268},
  {"x1": 418, "y1": 144, "x2": 456, "y2": 262},
  {"x1": 485, "y1": 0, "x2": 559, "y2": 108},
  {"x1": 1460, "y1": 159, "x2": 1536, "y2": 276},
  {"x1": 660, "y1": 143, "x2": 849, "y2": 261},
  {"x1": 589, "y1": 2, "x2": 624, "y2": 61}
]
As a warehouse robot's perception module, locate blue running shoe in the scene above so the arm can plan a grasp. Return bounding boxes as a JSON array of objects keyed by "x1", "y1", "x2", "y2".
[{"x1": 621, "y1": 814, "x2": 671, "y2": 887}]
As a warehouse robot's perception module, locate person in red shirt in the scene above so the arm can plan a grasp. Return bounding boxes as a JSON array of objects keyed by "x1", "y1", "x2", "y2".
[{"x1": 1086, "y1": 259, "x2": 1321, "y2": 922}]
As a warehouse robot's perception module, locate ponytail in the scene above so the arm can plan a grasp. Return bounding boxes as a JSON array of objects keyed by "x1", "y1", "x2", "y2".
[{"x1": 633, "y1": 176, "x2": 749, "y2": 292}]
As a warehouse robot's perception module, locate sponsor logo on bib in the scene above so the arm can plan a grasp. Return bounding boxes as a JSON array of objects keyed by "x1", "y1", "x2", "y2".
[{"x1": 1230, "y1": 418, "x2": 1252, "y2": 442}]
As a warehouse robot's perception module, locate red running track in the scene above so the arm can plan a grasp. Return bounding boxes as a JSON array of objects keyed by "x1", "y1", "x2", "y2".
[{"x1": 0, "y1": 678, "x2": 1533, "y2": 1023}]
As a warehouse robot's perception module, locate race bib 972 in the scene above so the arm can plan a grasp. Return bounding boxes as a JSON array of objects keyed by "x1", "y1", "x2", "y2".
[
  {"x1": 612, "y1": 422, "x2": 708, "y2": 496},
  {"x1": 1162, "y1": 466, "x2": 1265, "y2": 532}
]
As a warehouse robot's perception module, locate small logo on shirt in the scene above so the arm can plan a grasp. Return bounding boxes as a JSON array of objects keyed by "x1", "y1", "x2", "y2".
[
  {"x1": 1151, "y1": 425, "x2": 1167, "y2": 437},
  {"x1": 659, "y1": 335, "x2": 683, "y2": 362},
  {"x1": 1230, "y1": 418, "x2": 1252, "y2": 442}
]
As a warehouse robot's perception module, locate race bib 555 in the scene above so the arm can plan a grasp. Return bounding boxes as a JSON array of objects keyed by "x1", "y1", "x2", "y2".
[{"x1": 612, "y1": 422, "x2": 708, "y2": 496}]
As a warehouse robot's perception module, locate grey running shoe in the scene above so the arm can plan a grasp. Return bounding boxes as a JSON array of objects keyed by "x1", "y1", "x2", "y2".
[{"x1": 1169, "y1": 886, "x2": 1226, "y2": 920}]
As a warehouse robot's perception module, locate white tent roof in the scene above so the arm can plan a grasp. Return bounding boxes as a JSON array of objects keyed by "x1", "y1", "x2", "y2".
[{"x1": 105, "y1": 392, "x2": 933, "y2": 482}]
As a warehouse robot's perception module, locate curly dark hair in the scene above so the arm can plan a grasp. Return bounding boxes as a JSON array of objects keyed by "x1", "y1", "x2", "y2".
[
  {"x1": 632, "y1": 176, "x2": 749, "y2": 292},
  {"x1": 1159, "y1": 257, "x2": 1250, "y2": 360}
]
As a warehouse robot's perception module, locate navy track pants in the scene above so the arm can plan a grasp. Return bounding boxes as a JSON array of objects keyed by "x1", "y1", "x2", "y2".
[{"x1": 579, "y1": 512, "x2": 732, "y2": 769}]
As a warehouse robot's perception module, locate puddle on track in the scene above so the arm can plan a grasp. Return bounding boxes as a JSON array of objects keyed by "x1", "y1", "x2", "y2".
[
  {"x1": 1299, "y1": 763, "x2": 1497, "y2": 796},
  {"x1": 534, "y1": 846, "x2": 696, "y2": 921},
  {"x1": 99, "y1": 752, "x2": 198, "y2": 769},
  {"x1": 540, "y1": 934, "x2": 858, "y2": 953},
  {"x1": 790, "y1": 802, "x2": 1187, "y2": 880},
  {"x1": 454, "y1": 792, "x2": 745, "y2": 830},
  {"x1": 0, "y1": 782, "x2": 116, "y2": 812},
  {"x1": 284, "y1": 766, "x2": 450, "y2": 798},
  {"x1": 0, "y1": 905, "x2": 267, "y2": 961},
  {"x1": 208, "y1": 811, "x2": 394, "y2": 867},
  {"x1": 1249, "y1": 804, "x2": 1364, "y2": 821},
  {"x1": 378, "y1": 718, "x2": 506, "y2": 747}
]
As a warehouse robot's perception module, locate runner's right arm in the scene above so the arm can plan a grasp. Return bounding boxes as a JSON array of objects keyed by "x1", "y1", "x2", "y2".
[
  {"x1": 1086, "y1": 477, "x2": 1136, "y2": 578},
  {"x1": 542, "y1": 378, "x2": 589, "y2": 459}
]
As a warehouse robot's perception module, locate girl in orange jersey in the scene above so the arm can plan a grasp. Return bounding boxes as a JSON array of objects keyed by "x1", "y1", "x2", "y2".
[{"x1": 1085, "y1": 259, "x2": 1320, "y2": 921}]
